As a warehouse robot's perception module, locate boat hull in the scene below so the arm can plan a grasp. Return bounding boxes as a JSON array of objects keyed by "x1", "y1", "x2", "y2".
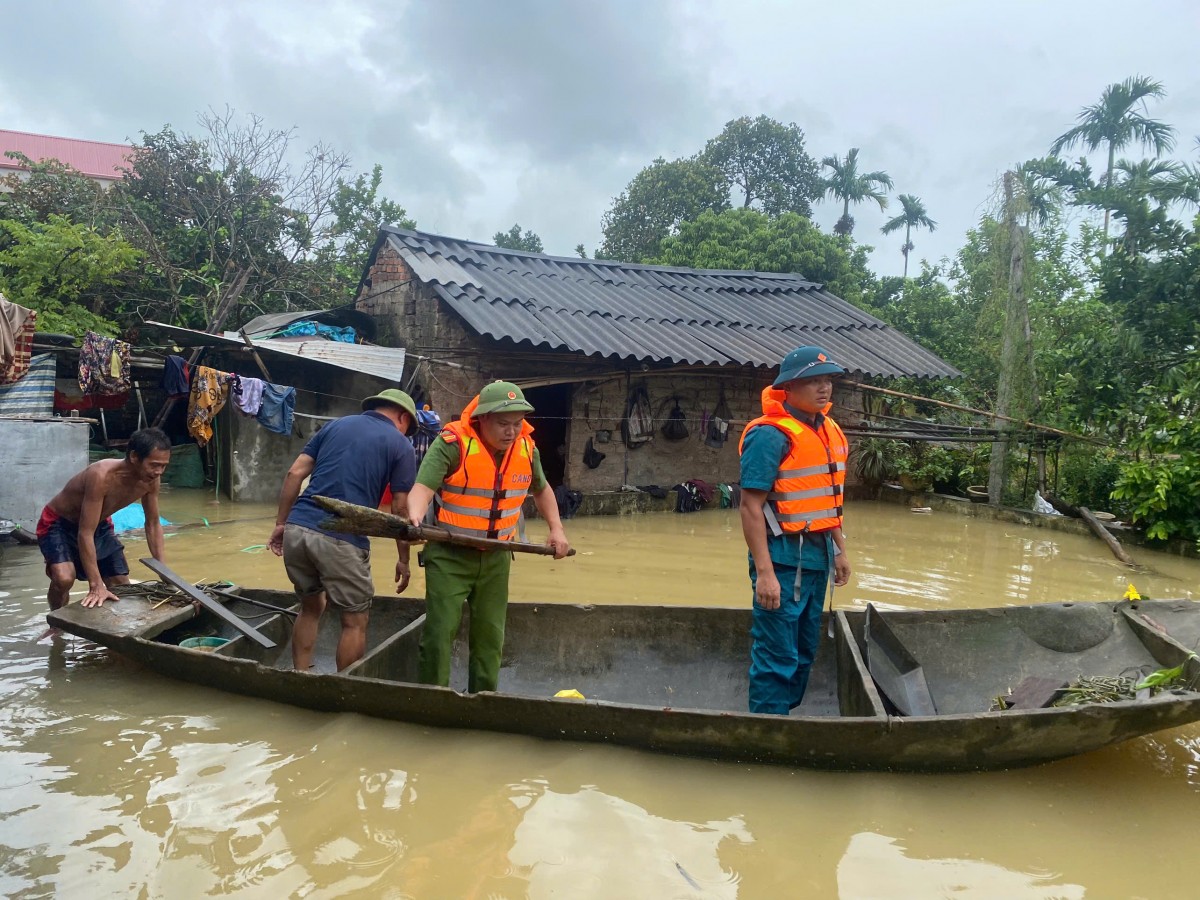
[{"x1": 47, "y1": 592, "x2": 1200, "y2": 772}]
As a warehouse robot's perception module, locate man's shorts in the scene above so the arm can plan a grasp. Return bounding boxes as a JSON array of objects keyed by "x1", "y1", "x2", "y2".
[
  {"x1": 36, "y1": 506, "x2": 130, "y2": 579},
  {"x1": 282, "y1": 524, "x2": 374, "y2": 614}
]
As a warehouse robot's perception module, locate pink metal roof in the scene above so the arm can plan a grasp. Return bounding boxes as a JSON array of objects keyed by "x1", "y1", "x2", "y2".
[{"x1": 0, "y1": 129, "x2": 133, "y2": 181}]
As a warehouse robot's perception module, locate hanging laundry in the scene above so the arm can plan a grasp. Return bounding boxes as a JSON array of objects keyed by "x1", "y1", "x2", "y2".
[
  {"x1": 161, "y1": 355, "x2": 191, "y2": 398},
  {"x1": 233, "y1": 376, "x2": 266, "y2": 416},
  {"x1": 255, "y1": 382, "x2": 296, "y2": 435},
  {"x1": 0, "y1": 297, "x2": 36, "y2": 386},
  {"x1": 186, "y1": 366, "x2": 237, "y2": 446},
  {"x1": 0, "y1": 353, "x2": 56, "y2": 416},
  {"x1": 78, "y1": 330, "x2": 131, "y2": 395}
]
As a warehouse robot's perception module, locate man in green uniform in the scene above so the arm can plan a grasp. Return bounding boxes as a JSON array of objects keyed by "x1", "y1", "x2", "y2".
[{"x1": 407, "y1": 381, "x2": 570, "y2": 693}]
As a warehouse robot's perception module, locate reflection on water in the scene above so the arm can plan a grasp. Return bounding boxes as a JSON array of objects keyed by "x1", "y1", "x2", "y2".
[{"x1": 2, "y1": 489, "x2": 1200, "y2": 897}]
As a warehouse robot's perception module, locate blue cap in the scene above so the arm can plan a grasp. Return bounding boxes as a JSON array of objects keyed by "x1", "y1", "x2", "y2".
[{"x1": 772, "y1": 346, "x2": 846, "y2": 387}]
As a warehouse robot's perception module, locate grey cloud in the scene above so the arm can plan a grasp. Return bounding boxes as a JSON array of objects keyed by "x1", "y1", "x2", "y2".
[{"x1": 387, "y1": 0, "x2": 713, "y2": 161}]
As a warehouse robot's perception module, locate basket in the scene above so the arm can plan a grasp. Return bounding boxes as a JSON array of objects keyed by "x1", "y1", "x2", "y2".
[{"x1": 179, "y1": 636, "x2": 230, "y2": 652}]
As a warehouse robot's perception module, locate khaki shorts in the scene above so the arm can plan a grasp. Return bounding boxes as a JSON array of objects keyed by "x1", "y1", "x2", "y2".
[{"x1": 282, "y1": 524, "x2": 374, "y2": 614}]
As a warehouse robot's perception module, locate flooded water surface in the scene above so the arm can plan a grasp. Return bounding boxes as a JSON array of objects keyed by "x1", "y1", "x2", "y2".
[{"x1": 2, "y1": 490, "x2": 1198, "y2": 898}]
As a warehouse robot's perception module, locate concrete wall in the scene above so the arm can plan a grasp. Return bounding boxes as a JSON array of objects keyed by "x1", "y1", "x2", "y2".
[
  {"x1": 356, "y1": 244, "x2": 866, "y2": 491},
  {"x1": 203, "y1": 351, "x2": 400, "y2": 504},
  {"x1": 1, "y1": 418, "x2": 89, "y2": 529}
]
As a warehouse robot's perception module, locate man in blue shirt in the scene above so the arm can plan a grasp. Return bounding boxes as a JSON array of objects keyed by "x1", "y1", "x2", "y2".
[{"x1": 268, "y1": 389, "x2": 418, "y2": 672}]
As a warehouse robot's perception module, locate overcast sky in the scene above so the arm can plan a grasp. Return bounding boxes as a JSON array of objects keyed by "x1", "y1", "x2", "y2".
[{"x1": 3, "y1": 0, "x2": 1199, "y2": 277}]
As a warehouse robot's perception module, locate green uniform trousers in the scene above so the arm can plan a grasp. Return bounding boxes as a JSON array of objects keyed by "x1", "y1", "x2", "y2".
[{"x1": 418, "y1": 541, "x2": 512, "y2": 693}]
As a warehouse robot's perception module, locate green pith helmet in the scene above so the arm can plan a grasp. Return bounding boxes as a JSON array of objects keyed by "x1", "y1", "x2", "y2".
[
  {"x1": 474, "y1": 380, "x2": 534, "y2": 416},
  {"x1": 772, "y1": 345, "x2": 846, "y2": 387},
  {"x1": 361, "y1": 388, "x2": 418, "y2": 434}
]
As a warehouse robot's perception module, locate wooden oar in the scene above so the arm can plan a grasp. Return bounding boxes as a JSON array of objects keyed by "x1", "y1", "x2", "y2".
[{"x1": 313, "y1": 495, "x2": 575, "y2": 557}]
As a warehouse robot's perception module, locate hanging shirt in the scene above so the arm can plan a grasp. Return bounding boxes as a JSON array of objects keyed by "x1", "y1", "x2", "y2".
[
  {"x1": 78, "y1": 330, "x2": 131, "y2": 395},
  {"x1": 233, "y1": 376, "x2": 266, "y2": 416},
  {"x1": 0, "y1": 299, "x2": 36, "y2": 386},
  {"x1": 186, "y1": 366, "x2": 237, "y2": 446},
  {"x1": 255, "y1": 382, "x2": 296, "y2": 435},
  {"x1": 162, "y1": 355, "x2": 191, "y2": 398}
]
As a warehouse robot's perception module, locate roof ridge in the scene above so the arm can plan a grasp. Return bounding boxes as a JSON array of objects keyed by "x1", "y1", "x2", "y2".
[{"x1": 381, "y1": 224, "x2": 809, "y2": 281}]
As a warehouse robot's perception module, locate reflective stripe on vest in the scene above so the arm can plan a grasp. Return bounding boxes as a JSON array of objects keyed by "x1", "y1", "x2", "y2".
[
  {"x1": 739, "y1": 404, "x2": 848, "y2": 535},
  {"x1": 435, "y1": 411, "x2": 535, "y2": 541}
]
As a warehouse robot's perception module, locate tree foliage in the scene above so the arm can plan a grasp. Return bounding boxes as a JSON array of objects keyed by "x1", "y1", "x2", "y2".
[
  {"x1": 599, "y1": 156, "x2": 728, "y2": 262},
  {"x1": 881, "y1": 194, "x2": 937, "y2": 278},
  {"x1": 652, "y1": 208, "x2": 874, "y2": 307},
  {"x1": 492, "y1": 223, "x2": 544, "y2": 253},
  {"x1": 0, "y1": 215, "x2": 141, "y2": 336},
  {"x1": 701, "y1": 115, "x2": 822, "y2": 216},
  {"x1": 821, "y1": 148, "x2": 892, "y2": 236}
]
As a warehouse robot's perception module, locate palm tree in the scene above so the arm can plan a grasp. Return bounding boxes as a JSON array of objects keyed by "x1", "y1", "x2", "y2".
[
  {"x1": 821, "y1": 148, "x2": 893, "y2": 236},
  {"x1": 881, "y1": 194, "x2": 936, "y2": 277},
  {"x1": 1049, "y1": 76, "x2": 1176, "y2": 246}
]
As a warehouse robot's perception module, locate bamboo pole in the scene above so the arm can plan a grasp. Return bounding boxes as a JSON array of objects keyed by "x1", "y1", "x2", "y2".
[
  {"x1": 853, "y1": 382, "x2": 1101, "y2": 445},
  {"x1": 313, "y1": 496, "x2": 575, "y2": 557}
]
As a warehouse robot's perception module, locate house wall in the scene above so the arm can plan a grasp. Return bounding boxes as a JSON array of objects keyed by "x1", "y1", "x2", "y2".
[
  {"x1": 0, "y1": 419, "x2": 89, "y2": 530},
  {"x1": 356, "y1": 244, "x2": 866, "y2": 495},
  {"x1": 207, "y1": 351, "x2": 394, "y2": 504}
]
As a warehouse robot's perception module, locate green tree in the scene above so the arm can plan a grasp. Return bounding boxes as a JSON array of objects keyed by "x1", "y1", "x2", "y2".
[
  {"x1": 0, "y1": 153, "x2": 109, "y2": 227},
  {"x1": 492, "y1": 223, "x2": 544, "y2": 253},
  {"x1": 1049, "y1": 76, "x2": 1176, "y2": 247},
  {"x1": 652, "y1": 208, "x2": 875, "y2": 307},
  {"x1": 306, "y1": 163, "x2": 414, "y2": 305},
  {"x1": 599, "y1": 156, "x2": 728, "y2": 262},
  {"x1": 0, "y1": 214, "x2": 141, "y2": 336},
  {"x1": 701, "y1": 115, "x2": 821, "y2": 216},
  {"x1": 114, "y1": 111, "x2": 351, "y2": 330},
  {"x1": 821, "y1": 148, "x2": 893, "y2": 236},
  {"x1": 881, "y1": 194, "x2": 937, "y2": 277}
]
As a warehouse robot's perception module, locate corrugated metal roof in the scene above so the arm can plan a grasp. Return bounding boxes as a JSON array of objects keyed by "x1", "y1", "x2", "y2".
[
  {"x1": 145, "y1": 322, "x2": 405, "y2": 382},
  {"x1": 375, "y1": 227, "x2": 960, "y2": 379},
  {"x1": 0, "y1": 128, "x2": 132, "y2": 181}
]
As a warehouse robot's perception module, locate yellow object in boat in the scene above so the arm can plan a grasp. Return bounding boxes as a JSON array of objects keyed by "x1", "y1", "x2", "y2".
[
  {"x1": 554, "y1": 689, "x2": 585, "y2": 700},
  {"x1": 1123, "y1": 583, "x2": 1142, "y2": 601}
]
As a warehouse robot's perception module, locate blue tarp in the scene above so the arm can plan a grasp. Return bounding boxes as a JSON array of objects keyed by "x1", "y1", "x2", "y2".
[{"x1": 111, "y1": 503, "x2": 170, "y2": 533}]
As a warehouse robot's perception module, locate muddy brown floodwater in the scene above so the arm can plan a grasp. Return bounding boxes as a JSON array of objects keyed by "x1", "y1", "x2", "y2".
[{"x1": 1, "y1": 488, "x2": 1198, "y2": 897}]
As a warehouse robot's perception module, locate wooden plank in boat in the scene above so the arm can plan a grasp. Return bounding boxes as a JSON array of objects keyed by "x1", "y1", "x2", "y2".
[
  {"x1": 1005, "y1": 676, "x2": 1066, "y2": 710},
  {"x1": 864, "y1": 603, "x2": 937, "y2": 716},
  {"x1": 140, "y1": 558, "x2": 277, "y2": 649}
]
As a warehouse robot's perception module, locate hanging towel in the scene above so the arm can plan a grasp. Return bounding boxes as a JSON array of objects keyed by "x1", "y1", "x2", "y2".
[
  {"x1": 162, "y1": 355, "x2": 191, "y2": 398},
  {"x1": 0, "y1": 300, "x2": 36, "y2": 386},
  {"x1": 78, "y1": 330, "x2": 131, "y2": 395},
  {"x1": 186, "y1": 366, "x2": 237, "y2": 446},
  {"x1": 255, "y1": 382, "x2": 296, "y2": 435},
  {"x1": 233, "y1": 376, "x2": 266, "y2": 416},
  {"x1": 0, "y1": 353, "x2": 56, "y2": 416}
]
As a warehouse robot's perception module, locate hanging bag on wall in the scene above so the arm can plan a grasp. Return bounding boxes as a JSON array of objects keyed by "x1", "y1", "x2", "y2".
[
  {"x1": 706, "y1": 384, "x2": 732, "y2": 448},
  {"x1": 661, "y1": 398, "x2": 689, "y2": 442},
  {"x1": 621, "y1": 383, "x2": 654, "y2": 449}
]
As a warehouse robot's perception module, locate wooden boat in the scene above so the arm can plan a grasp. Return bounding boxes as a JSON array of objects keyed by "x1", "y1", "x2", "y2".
[{"x1": 46, "y1": 586, "x2": 1200, "y2": 772}]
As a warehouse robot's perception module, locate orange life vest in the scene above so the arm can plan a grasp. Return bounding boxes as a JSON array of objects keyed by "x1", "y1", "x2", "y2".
[
  {"x1": 435, "y1": 394, "x2": 535, "y2": 541},
  {"x1": 738, "y1": 385, "x2": 848, "y2": 534}
]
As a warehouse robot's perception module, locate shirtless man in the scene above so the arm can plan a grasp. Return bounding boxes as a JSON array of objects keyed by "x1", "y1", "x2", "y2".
[{"x1": 38, "y1": 427, "x2": 171, "y2": 610}]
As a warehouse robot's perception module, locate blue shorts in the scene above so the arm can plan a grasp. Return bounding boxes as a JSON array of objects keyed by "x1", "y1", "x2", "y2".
[{"x1": 36, "y1": 506, "x2": 130, "y2": 580}]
